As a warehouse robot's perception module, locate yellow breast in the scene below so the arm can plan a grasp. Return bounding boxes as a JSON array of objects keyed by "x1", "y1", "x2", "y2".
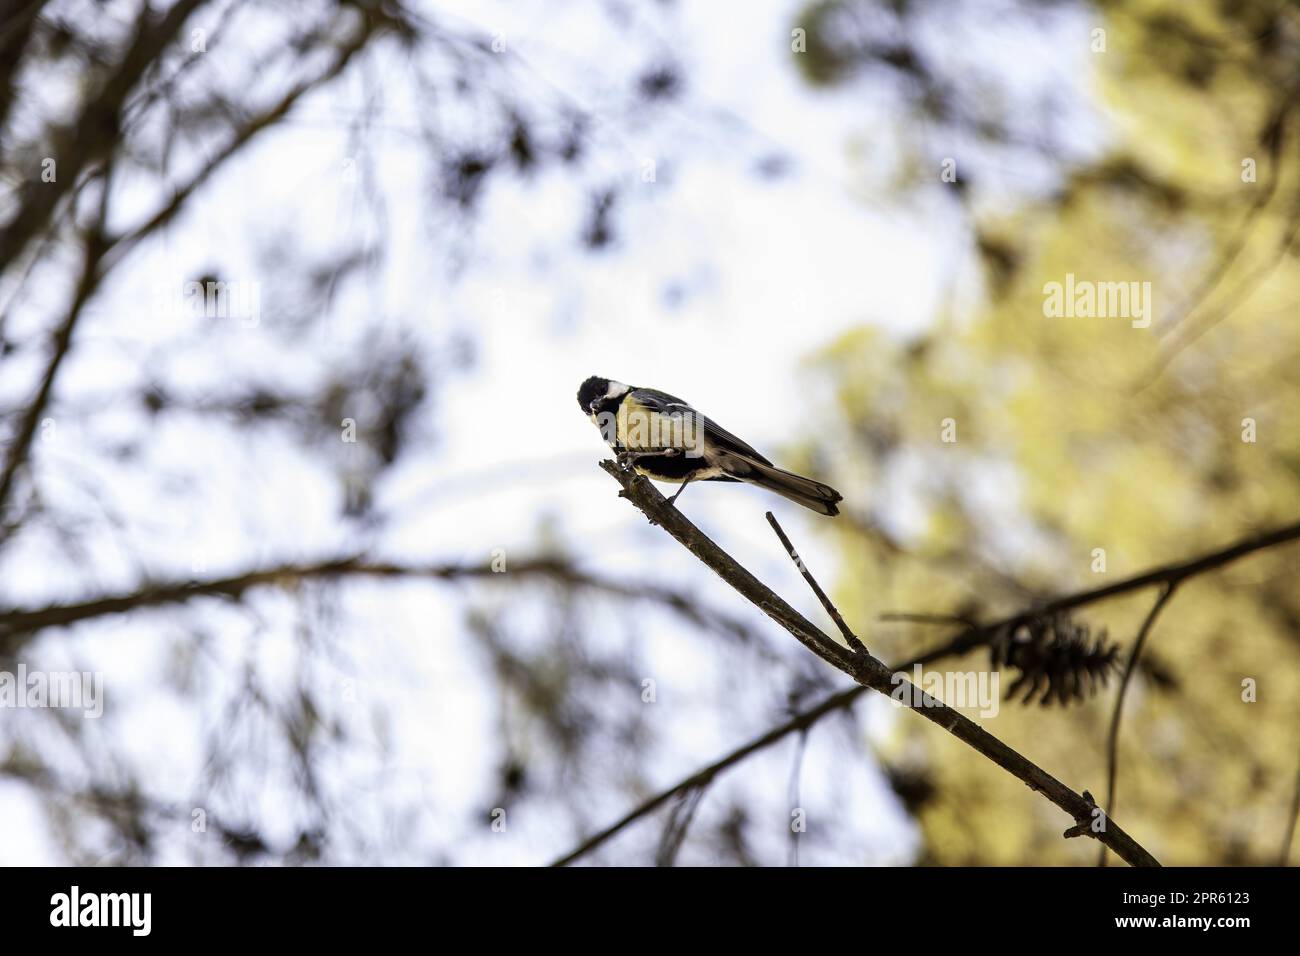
[{"x1": 616, "y1": 396, "x2": 700, "y2": 453}]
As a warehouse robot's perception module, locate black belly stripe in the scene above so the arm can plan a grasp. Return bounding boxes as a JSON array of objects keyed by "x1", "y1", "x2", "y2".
[{"x1": 633, "y1": 455, "x2": 738, "y2": 483}]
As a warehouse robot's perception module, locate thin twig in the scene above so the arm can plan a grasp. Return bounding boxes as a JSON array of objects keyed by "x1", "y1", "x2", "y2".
[
  {"x1": 654, "y1": 784, "x2": 707, "y2": 868},
  {"x1": 1098, "y1": 582, "x2": 1178, "y2": 866},
  {"x1": 766, "y1": 511, "x2": 865, "y2": 653},
  {"x1": 1282, "y1": 743, "x2": 1300, "y2": 866}
]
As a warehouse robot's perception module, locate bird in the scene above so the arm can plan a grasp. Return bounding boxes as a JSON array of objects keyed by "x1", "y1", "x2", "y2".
[{"x1": 576, "y1": 375, "x2": 843, "y2": 516}]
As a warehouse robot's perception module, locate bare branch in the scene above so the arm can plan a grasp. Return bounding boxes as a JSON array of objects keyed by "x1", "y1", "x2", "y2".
[
  {"x1": 586, "y1": 459, "x2": 1160, "y2": 867},
  {"x1": 552, "y1": 507, "x2": 1300, "y2": 866}
]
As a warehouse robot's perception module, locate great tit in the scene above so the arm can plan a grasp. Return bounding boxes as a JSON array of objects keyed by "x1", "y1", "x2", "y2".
[{"x1": 577, "y1": 375, "x2": 843, "y2": 516}]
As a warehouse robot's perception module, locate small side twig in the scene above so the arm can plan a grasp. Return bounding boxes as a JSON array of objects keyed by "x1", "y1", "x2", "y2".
[
  {"x1": 1063, "y1": 789, "x2": 1101, "y2": 839},
  {"x1": 766, "y1": 511, "x2": 866, "y2": 654},
  {"x1": 1098, "y1": 582, "x2": 1178, "y2": 866}
]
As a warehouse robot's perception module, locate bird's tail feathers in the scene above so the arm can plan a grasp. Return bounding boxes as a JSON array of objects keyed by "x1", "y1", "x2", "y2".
[{"x1": 729, "y1": 456, "x2": 842, "y2": 517}]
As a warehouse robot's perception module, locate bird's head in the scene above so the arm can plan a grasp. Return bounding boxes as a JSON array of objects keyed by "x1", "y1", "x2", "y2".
[{"x1": 577, "y1": 376, "x2": 631, "y2": 416}]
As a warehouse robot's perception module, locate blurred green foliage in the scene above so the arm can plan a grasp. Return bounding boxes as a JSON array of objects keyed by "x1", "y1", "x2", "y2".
[{"x1": 805, "y1": 0, "x2": 1300, "y2": 863}]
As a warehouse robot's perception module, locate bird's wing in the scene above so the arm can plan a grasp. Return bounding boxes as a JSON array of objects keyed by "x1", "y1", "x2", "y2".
[{"x1": 630, "y1": 388, "x2": 773, "y2": 466}]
